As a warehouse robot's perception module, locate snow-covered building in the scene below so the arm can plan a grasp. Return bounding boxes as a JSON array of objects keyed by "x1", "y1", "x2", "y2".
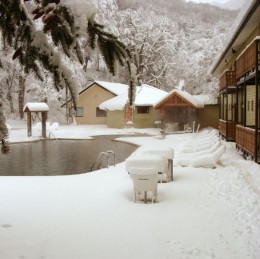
[
  {"x1": 154, "y1": 89, "x2": 218, "y2": 131},
  {"x1": 62, "y1": 81, "x2": 128, "y2": 125},
  {"x1": 211, "y1": 0, "x2": 260, "y2": 163},
  {"x1": 99, "y1": 84, "x2": 168, "y2": 128}
]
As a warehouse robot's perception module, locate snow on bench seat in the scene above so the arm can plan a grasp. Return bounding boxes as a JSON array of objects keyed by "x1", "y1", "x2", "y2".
[
  {"x1": 140, "y1": 147, "x2": 174, "y2": 159},
  {"x1": 125, "y1": 155, "x2": 168, "y2": 175}
]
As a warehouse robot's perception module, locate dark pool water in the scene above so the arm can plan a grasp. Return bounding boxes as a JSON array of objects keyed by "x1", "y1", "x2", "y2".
[{"x1": 0, "y1": 136, "x2": 137, "y2": 176}]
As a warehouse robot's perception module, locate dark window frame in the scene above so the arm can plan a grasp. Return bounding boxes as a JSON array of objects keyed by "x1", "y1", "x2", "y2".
[
  {"x1": 69, "y1": 107, "x2": 84, "y2": 117},
  {"x1": 96, "y1": 107, "x2": 107, "y2": 117},
  {"x1": 136, "y1": 106, "x2": 150, "y2": 114}
]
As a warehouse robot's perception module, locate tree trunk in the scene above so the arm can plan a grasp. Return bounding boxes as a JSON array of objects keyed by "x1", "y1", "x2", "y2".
[
  {"x1": 18, "y1": 75, "x2": 26, "y2": 119},
  {"x1": 0, "y1": 101, "x2": 10, "y2": 154},
  {"x1": 6, "y1": 78, "x2": 15, "y2": 114}
]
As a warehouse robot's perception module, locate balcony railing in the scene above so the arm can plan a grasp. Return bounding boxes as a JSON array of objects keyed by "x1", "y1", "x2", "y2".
[
  {"x1": 219, "y1": 119, "x2": 236, "y2": 141},
  {"x1": 236, "y1": 39, "x2": 260, "y2": 80},
  {"x1": 219, "y1": 70, "x2": 236, "y2": 91},
  {"x1": 236, "y1": 124, "x2": 260, "y2": 160}
]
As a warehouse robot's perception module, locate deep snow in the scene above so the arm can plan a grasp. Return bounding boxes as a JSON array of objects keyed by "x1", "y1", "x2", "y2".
[{"x1": 0, "y1": 119, "x2": 259, "y2": 259}]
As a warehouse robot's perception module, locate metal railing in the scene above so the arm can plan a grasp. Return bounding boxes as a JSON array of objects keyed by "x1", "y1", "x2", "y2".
[
  {"x1": 90, "y1": 150, "x2": 116, "y2": 171},
  {"x1": 48, "y1": 131, "x2": 57, "y2": 140}
]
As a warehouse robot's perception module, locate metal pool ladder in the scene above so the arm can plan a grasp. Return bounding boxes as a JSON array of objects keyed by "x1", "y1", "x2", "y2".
[{"x1": 90, "y1": 150, "x2": 116, "y2": 171}]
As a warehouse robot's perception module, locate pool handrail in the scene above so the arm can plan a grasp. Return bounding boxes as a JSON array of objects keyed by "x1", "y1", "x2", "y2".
[{"x1": 90, "y1": 150, "x2": 116, "y2": 171}]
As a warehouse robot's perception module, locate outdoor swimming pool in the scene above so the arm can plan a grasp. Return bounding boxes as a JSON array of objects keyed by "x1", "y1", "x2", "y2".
[{"x1": 0, "y1": 136, "x2": 137, "y2": 176}]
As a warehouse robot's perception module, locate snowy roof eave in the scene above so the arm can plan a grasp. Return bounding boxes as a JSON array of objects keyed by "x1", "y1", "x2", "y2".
[
  {"x1": 155, "y1": 89, "x2": 204, "y2": 109},
  {"x1": 210, "y1": 0, "x2": 260, "y2": 76},
  {"x1": 99, "y1": 84, "x2": 168, "y2": 111},
  {"x1": 134, "y1": 84, "x2": 168, "y2": 107},
  {"x1": 23, "y1": 102, "x2": 49, "y2": 112},
  {"x1": 79, "y1": 80, "x2": 128, "y2": 97}
]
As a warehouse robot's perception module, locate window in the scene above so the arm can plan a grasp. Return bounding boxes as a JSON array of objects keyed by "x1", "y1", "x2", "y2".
[
  {"x1": 136, "y1": 106, "x2": 149, "y2": 114},
  {"x1": 251, "y1": 100, "x2": 254, "y2": 111},
  {"x1": 96, "y1": 107, "x2": 107, "y2": 117},
  {"x1": 69, "y1": 107, "x2": 84, "y2": 117}
]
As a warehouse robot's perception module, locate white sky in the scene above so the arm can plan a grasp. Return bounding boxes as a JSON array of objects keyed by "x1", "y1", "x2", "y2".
[{"x1": 186, "y1": 0, "x2": 227, "y2": 3}]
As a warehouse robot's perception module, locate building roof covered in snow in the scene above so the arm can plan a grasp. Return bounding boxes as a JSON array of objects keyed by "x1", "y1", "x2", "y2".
[
  {"x1": 99, "y1": 84, "x2": 168, "y2": 111},
  {"x1": 155, "y1": 89, "x2": 205, "y2": 109},
  {"x1": 193, "y1": 94, "x2": 218, "y2": 105},
  {"x1": 23, "y1": 103, "x2": 49, "y2": 112},
  {"x1": 79, "y1": 80, "x2": 128, "y2": 96},
  {"x1": 211, "y1": 0, "x2": 260, "y2": 75}
]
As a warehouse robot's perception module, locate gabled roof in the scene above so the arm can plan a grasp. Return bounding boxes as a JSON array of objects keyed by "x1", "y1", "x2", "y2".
[
  {"x1": 61, "y1": 80, "x2": 128, "y2": 108},
  {"x1": 154, "y1": 89, "x2": 204, "y2": 109},
  {"x1": 23, "y1": 103, "x2": 49, "y2": 112},
  {"x1": 99, "y1": 84, "x2": 168, "y2": 111},
  {"x1": 79, "y1": 80, "x2": 128, "y2": 96},
  {"x1": 211, "y1": 0, "x2": 260, "y2": 75},
  {"x1": 134, "y1": 84, "x2": 168, "y2": 106}
]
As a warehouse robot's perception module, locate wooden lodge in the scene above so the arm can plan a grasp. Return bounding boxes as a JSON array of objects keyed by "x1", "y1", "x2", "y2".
[
  {"x1": 211, "y1": 0, "x2": 260, "y2": 163},
  {"x1": 154, "y1": 89, "x2": 219, "y2": 131}
]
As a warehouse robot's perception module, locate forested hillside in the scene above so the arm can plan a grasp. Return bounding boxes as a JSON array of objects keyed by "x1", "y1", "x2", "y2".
[
  {"x1": 96, "y1": 0, "x2": 238, "y2": 93},
  {"x1": 0, "y1": 0, "x2": 238, "y2": 121}
]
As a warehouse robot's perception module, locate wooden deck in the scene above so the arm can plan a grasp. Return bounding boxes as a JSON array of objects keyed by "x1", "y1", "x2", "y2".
[
  {"x1": 236, "y1": 124, "x2": 260, "y2": 162},
  {"x1": 219, "y1": 119, "x2": 236, "y2": 141},
  {"x1": 236, "y1": 40, "x2": 260, "y2": 81},
  {"x1": 219, "y1": 70, "x2": 236, "y2": 92}
]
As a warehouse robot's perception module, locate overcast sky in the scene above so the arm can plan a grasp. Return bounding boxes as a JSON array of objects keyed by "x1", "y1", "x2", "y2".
[
  {"x1": 186, "y1": 0, "x2": 227, "y2": 3},
  {"x1": 186, "y1": 0, "x2": 247, "y2": 10}
]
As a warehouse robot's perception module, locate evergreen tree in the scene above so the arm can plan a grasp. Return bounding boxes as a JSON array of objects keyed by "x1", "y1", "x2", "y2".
[{"x1": 0, "y1": 0, "x2": 135, "y2": 152}]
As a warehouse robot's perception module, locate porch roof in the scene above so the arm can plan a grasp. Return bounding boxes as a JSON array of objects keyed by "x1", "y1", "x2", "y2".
[{"x1": 154, "y1": 89, "x2": 204, "y2": 109}]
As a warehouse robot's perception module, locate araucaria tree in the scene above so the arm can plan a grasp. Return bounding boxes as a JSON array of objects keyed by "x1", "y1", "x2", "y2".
[{"x1": 0, "y1": 0, "x2": 136, "y2": 153}]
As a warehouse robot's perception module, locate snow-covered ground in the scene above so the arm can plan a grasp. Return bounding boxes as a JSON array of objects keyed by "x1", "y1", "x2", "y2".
[{"x1": 1, "y1": 119, "x2": 260, "y2": 259}]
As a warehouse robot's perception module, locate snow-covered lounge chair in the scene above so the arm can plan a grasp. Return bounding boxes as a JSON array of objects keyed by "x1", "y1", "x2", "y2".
[
  {"x1": 174, "y1": 144, "x2": 226, "y2": 168},
  {"x1": 129, "y1": 167, "x2": 158, "y2": 203}
]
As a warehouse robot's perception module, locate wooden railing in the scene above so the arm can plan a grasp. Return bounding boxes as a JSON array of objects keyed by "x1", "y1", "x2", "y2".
[
  {"x1": 219, "y1": 70, "x2": 236, "y2": 91},
  {"x1": 219, "y1": 119, "x2": 236, "y2": 141},
  {"x1": 236, "y1": 40, "x2": 259, "y2": 80},
  {"x1": 236, "y1": 124, "x2": 260, "y2": 157}
]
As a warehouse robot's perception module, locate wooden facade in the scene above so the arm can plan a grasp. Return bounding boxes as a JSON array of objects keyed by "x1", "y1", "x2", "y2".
[
  {"x1": 211, "y1": 0, "x2": 260, "y2": 163},
  {"x1": 235, "y1": 39, "x2": 260, "y2": 162},
  {"x1": 155, "y1": 90, "x2": 218, "y2": 131},
  {"x1": 219, "y1": 71, "x2": 236, "y2": 141}
]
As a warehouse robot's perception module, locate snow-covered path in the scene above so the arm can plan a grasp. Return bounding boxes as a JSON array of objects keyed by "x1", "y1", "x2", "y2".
[{"x1": 0, "y1": 121, "x2": 260, "y2": 259}]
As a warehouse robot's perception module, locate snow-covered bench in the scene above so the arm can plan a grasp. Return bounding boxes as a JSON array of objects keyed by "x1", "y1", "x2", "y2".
[
  {"x1": 126, "y1": 155, "x2": 168, "y2": 203},
  {"x1": 140, "y1": 147, "x2": 174, "y2": 181},
  {"x1": 128, "y1": 167, "x2": 159, "y2": 203}
]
